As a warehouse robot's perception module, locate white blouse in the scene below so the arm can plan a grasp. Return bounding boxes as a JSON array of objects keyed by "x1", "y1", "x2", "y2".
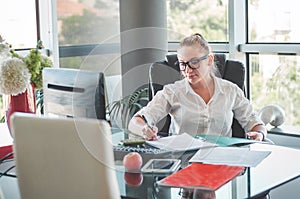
[{"x1": 135, "y1": 77, "x2": 263, "y2": 137}]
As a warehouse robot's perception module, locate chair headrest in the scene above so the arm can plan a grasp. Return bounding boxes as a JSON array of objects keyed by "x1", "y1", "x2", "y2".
[
  {"x1": 165, "y1": 54, "x2": 178, "y2": 67},
  {"x1": 214, "y1": 53, "x2": 226, "y2": 77}
]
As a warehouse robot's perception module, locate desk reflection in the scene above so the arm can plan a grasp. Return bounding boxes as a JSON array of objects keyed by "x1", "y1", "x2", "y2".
[
  {"x1": 180, "y1": 188, "x2": 216, "y2": 199},
  {"x1": 115, "y1": 164, "x2": 172, "y2": 199}
]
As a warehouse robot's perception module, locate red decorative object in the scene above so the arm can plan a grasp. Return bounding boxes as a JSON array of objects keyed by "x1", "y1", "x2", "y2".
[
  {"x1": 0, "y1": 145, "x2": 13, "y2": 160},
  {"x1": 6, "y1": 83, "x2": 36, "y2": 133}
]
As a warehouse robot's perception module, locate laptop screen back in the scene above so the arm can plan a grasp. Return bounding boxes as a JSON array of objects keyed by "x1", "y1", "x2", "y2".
[{"x1": 11, "y1": 113, "x2": 120, "y2": 199}]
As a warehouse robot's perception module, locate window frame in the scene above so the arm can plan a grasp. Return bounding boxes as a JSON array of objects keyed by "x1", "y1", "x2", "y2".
[{"x1": 47, "y1": 0, "x2": 300, "y2": 134}]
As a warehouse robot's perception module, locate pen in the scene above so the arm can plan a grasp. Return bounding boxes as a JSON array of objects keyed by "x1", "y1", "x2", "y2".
[{"x1": 141, "y1": 115, "x2": 153, "y2": 131}]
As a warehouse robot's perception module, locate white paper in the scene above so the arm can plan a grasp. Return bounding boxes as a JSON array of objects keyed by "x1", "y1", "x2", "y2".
[
  {"x1": 189, "y1": 146, "x2": 271, "y2": 167},
  {"x1": 146, "y1": 133, "x2": 217, "y2": 151}
]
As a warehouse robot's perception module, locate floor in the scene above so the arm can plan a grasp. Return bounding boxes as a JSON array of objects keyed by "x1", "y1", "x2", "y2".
[{"x1": 269, "y1": 177, "x2": 300, "y2": 199}]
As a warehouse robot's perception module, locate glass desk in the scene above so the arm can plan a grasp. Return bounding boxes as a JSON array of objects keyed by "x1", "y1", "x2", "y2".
[
  {"x1": 112, "y1": 130, "x2": 300, "y2": 199},
  {"x1": 1, "y1": 129, "x2": 300, "y2": 199}
]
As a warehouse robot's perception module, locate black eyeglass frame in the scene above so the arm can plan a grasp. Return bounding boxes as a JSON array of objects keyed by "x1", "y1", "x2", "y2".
[{"x1": 177, "y1": 54, "x2": 209, "y2": 71}]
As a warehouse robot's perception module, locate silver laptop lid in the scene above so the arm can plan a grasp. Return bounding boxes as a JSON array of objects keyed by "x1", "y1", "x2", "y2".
[{"x1": 11, "y1": 112, "x2": 120, "y2": 199}]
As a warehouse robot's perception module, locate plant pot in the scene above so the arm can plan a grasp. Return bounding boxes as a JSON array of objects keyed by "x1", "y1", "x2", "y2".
[{"x1": 6, "y1": 83, "x2": 36, "y2": 134}]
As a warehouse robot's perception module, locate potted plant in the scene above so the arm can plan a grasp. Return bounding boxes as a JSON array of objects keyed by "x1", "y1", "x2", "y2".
[
  {"x1": 107, "y1": 87, "x2": 149, "y2": 130},
  {"x1": 0, "y1": 35, "x2": 53, "y2": 129}
]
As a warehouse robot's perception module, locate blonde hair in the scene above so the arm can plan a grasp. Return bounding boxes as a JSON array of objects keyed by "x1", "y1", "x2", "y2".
[
  {"x1": 178, "y1": 33, "x2": 211, "y2": 54},
  {"x1": 178, "y1": 33, "x2": 220, "y2": 77}
]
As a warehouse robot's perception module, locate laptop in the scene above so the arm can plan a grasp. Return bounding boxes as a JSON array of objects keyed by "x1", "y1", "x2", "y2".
[{"x1": 10, "y1": 112, "x2": 120, "y2": 199}]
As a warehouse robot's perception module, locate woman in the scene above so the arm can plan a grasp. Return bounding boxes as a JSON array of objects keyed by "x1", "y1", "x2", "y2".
[{"x1": 128, "y1": 33, "x2": 266, "y2": 141}]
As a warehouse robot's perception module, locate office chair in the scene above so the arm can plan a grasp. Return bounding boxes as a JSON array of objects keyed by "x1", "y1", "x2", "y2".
[
  {"x1": 11, "y1": 112, "x2": 121, "y2": 199},
  {"x1": 148, "y1": 53, "x2": 246, "y2": 138}
]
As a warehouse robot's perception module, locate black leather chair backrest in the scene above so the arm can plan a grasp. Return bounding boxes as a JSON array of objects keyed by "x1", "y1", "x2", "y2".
[{"x1": 148, "y1": 53, "x2": 246, "y2": 138}]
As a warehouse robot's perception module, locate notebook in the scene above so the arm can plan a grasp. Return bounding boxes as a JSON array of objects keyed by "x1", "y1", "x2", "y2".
[
  {"x1": 146, "y1": 133, "x2": 217, "y2": 151},
  {"x1": 189, "y1": 146, "x2": 271, "y2": 167},
  {"x1": 157, "y1": 163, "x2": 245, "y2": 190}
]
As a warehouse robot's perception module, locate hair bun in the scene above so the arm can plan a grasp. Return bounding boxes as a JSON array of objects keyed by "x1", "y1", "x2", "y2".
[{"x1": 192, "y1": 33, "x2": 205, "y2": 40}]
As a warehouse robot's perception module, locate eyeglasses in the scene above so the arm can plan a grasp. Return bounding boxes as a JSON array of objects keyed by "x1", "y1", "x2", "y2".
[{"x1": 177, "y1": 54, "x2": 209, "y2": 71}]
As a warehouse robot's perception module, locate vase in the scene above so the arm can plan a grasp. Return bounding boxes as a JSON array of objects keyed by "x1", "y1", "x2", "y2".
[{"x1": 6, "y1": 83, "x2": 36, "y2": 134}]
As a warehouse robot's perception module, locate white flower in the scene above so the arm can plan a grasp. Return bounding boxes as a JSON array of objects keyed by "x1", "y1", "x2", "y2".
[
  {"x1": 0, "y1": 43, "x2": 11, "y2": 63},
  {"x1": 0, "y1": 57, "x2": 31, "y2": 96}
]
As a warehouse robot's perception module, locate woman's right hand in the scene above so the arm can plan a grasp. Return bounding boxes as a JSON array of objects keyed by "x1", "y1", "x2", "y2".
[{"x1": 142, "y1": 125, "x2": 159, "y2": 140}]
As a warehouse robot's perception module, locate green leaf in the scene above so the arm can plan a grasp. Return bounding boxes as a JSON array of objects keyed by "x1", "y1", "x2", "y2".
[{"x1": 107, "y1": 87, "x2": 149, "y2": 129}]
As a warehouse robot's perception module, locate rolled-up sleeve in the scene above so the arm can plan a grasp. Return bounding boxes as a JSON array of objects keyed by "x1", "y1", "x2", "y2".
[{"x1": 134, "y1": 86, "x2": 173, "y2": 125}]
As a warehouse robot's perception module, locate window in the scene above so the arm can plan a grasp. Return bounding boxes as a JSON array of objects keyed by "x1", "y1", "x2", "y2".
[
  {"x1": 250, "y1": 54, "x2": 300, "y2": 126},
  {"x1": 248, "y1": 0, "x2": 300, "y2": 43},
  {"x1": 0, "y1": 0, "x2": 38, "y2": 121},
  {"x1": 1, "y1": 0, "x2": 299, "y2": 130},
  {"x1": 166, "y1": 0, "x2": 228, "y2": 42},
  {"x1": 0, "y1": 0, "x2": 38, "y2": 48},
  {"x1": 247, "y1": 0, "x2": 300, "y2": 126},
  {"x1": 56, "y1": 0, "x2": 120, "y2": 69}
]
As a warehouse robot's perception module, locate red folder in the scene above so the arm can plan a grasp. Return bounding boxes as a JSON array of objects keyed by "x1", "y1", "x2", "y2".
[
  {"x1": 0, "y1": 145, "x2": 13, "y2": 160},
  {"x1": 158, "y1": 163, "x2": 244, "y2": 190}
]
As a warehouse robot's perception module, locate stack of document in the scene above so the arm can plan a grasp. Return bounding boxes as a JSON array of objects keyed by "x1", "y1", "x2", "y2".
[
  {"x1": 146, "y1": 133, "x2": 217, "y2": 152},
  {"x1": 189, "y1": 146, "x2": 271, "y2": 167},
  {"x1": 146, "y1": 133, "x2": 271, "y2": 167}
]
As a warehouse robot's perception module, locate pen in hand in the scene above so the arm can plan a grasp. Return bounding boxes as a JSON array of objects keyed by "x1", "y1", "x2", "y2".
[
  {"x1": 141, "y1": 115, "x2": 158, "y2": 140},
  {"x1": 141, "y1": 115, "x2": 153, "y2": 131}
]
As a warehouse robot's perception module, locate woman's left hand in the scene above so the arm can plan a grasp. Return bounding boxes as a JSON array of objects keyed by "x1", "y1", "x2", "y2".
[{"x1": 246, "y1": 131, "x2": 264, "y2": 141}]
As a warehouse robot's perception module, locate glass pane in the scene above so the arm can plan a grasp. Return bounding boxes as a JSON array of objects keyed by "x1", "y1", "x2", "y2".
[
  {"x1": 59, "y1": 53, "x2": 121, "y2": 76},
  {"x1": 250, "y1": 54, "x2": 300, "y2": 126},
  {"x1": 57, "y1": 0, "x2": 120, "y2": 46},
  {"x1": 248, "y1": 0, "x2": 300, "y2": 43},
  {"x1": 0, "y1": 0, "x2": 37, "y2": 48},
  {"x1": 167, "y1": 0, "x2": 228, "y2": 42}
]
